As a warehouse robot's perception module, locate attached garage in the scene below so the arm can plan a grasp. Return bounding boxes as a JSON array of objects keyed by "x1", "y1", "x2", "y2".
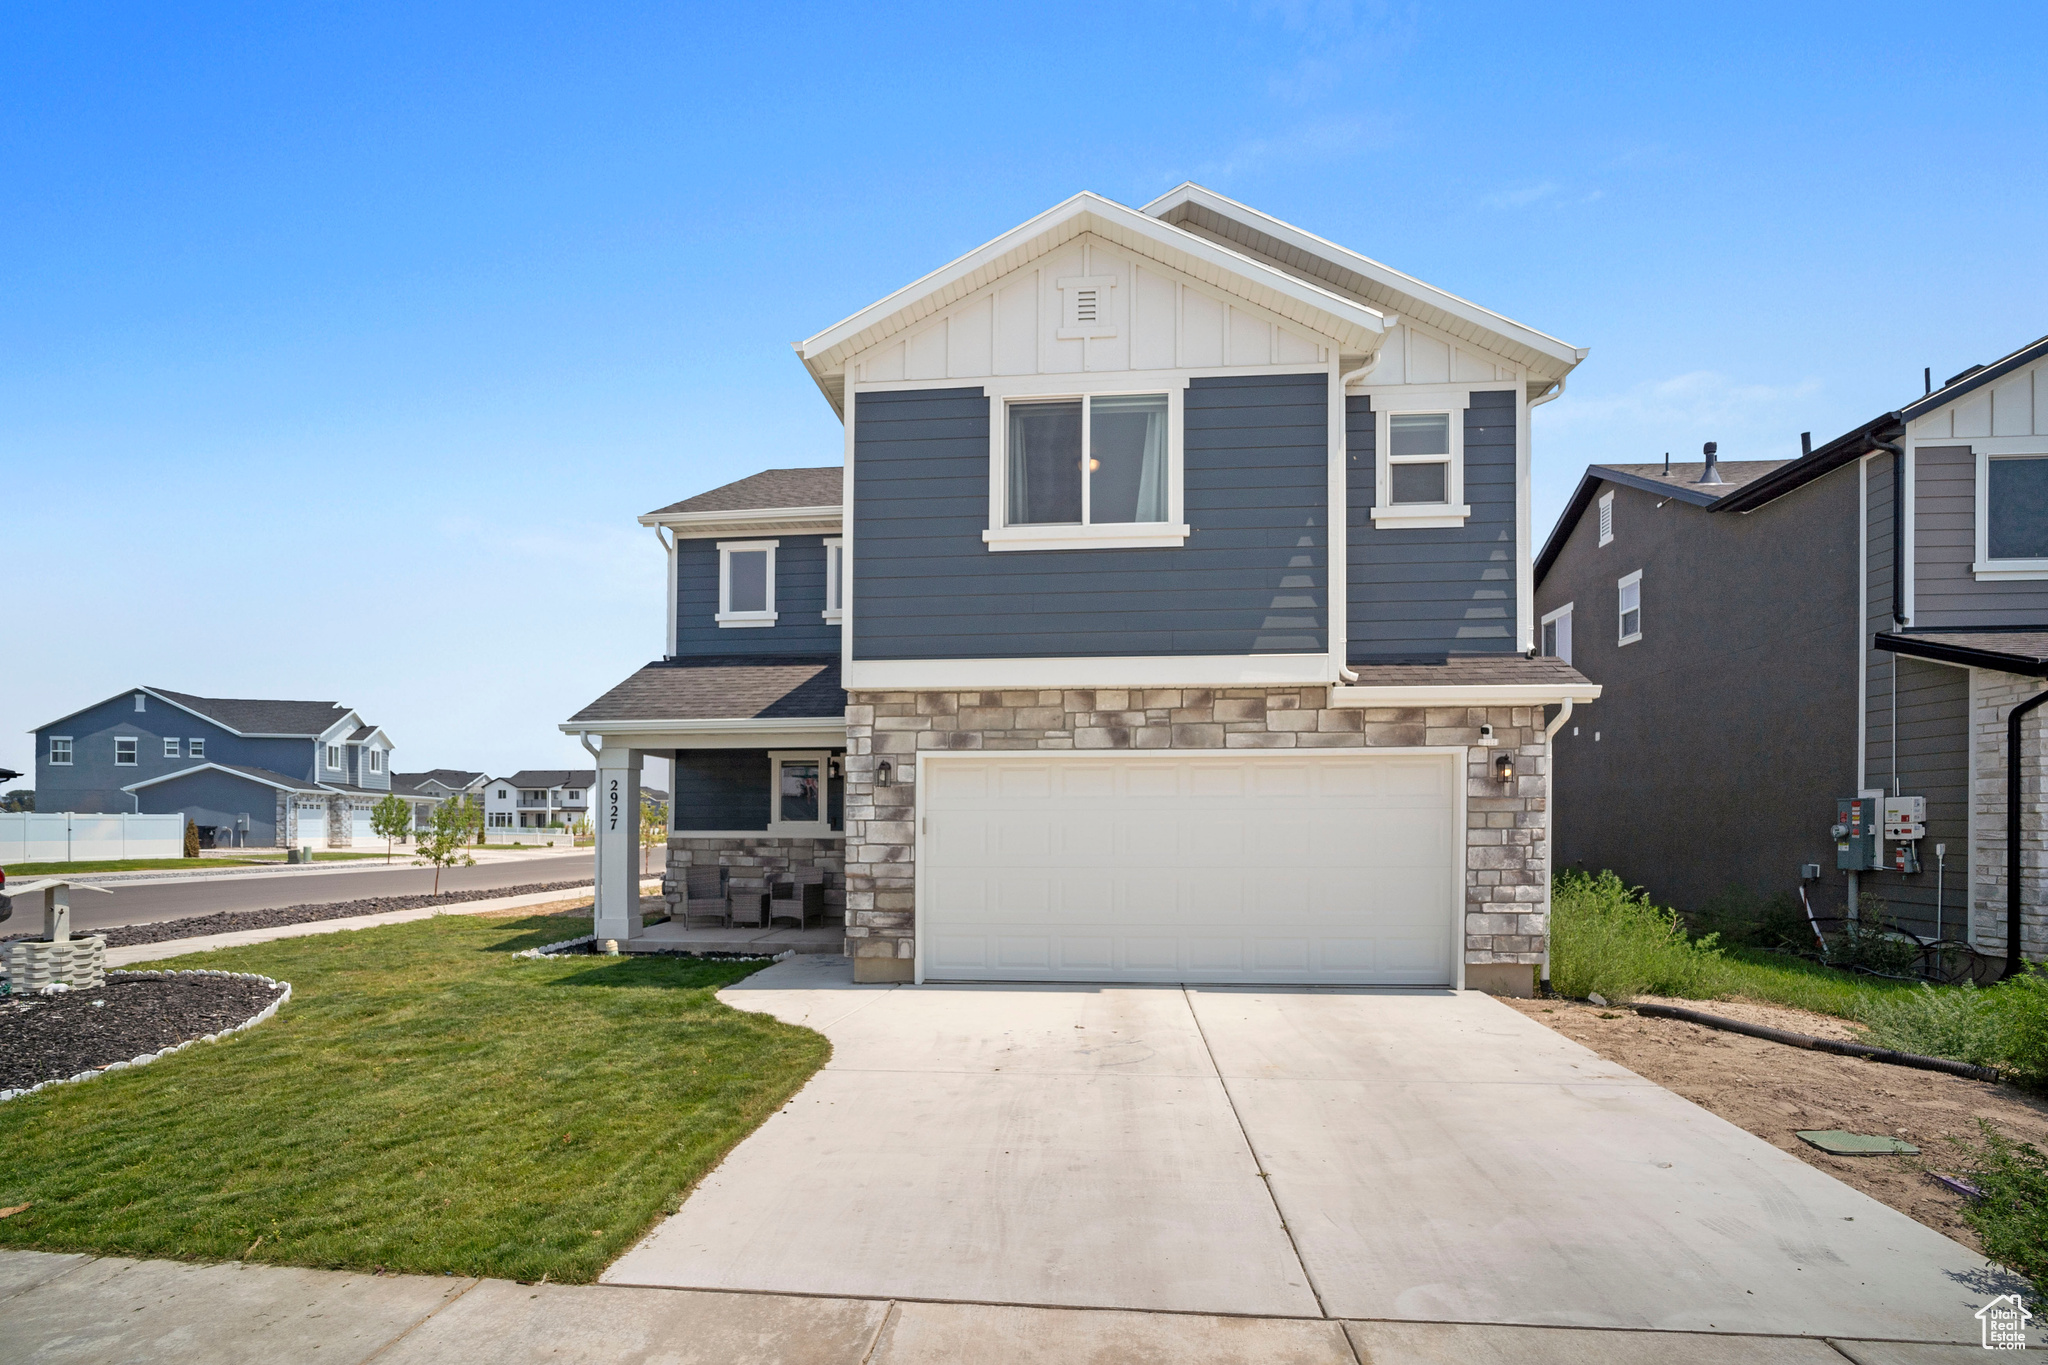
[
  {"x1": 350, "y1": 802, "x2": 376, "y2": 846},
  {"x1": 296, "y1": 800, "x2": 329, "y2": 849},
  {"x1": 918, "y1": 752, "x2": 1462, "y2": 986}
]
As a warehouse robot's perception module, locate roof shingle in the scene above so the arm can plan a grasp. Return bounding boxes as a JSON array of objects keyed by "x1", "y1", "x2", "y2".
[
  {"x1": 568, "y1": 657, "x2": 845, "y2": 724},
  {"x1": 645, "y1": 468, "x2": 842, "y2": 518}
]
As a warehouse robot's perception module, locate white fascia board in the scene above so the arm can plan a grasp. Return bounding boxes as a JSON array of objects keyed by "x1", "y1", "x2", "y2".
[
  {"x1": 316, "y1": 712, "x2": 364, "y2": 743},
  {"x1": 844, "y1": 654, "x2": 1334, "y2": 691},
  {"x1": 638, "y1": 504, "x2": 843, "y2": 535},
  {"x1": 795, "y1": 192, "x2": 1388, "y2": 408},
  {"x1": 1328, "y1": 683, "x2": 1604, "y2": 708},
  {"x1": 558, "y1": 717, "x2": 847, "y2": 750},
  {"x1": 1140, "y1": 183, "x2": 1586, "y2": 374}
]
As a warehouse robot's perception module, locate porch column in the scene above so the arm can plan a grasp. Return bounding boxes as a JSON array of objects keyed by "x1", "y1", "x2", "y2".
[{"x1": 593, "y1": 746, "x2": 642, "y2": 945}]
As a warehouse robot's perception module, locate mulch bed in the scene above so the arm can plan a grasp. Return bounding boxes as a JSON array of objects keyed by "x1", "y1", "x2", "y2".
[
  {"x1": 1, "y1": 975, "x2": 286, "y2": 1092},
  {"x1": 1, "y1": 880, "x2": 594, "y2": 951}
]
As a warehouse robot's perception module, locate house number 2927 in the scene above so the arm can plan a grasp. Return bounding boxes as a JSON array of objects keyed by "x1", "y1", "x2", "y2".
[{"x1": 609, "y1": 778, "x2": 620, "y2": 831}]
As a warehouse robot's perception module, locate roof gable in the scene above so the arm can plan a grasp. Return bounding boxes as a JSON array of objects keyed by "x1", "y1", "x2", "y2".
[{"x1": 643, "y1": 467, "x2": 843, "y2": 520}]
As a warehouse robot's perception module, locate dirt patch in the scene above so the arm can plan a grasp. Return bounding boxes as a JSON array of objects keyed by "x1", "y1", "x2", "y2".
[
  {"x1": 2, "y1": 975, "x2": 285, "y2": 1092},
  {"x1": 1503, "y1": 995, "x2": 2048, "y2": 1253},
  {"x1": 473, "y1": 898, "x2": 594, "y2": 921}
]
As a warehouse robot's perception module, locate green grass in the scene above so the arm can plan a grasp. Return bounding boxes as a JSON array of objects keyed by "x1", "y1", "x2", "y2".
[
  {"x1": 0, "y1": 913, "x2": 828, "y2": 1282},
  {"x1": 3, "y1": 853, "x2": 385, "y2": 874}
]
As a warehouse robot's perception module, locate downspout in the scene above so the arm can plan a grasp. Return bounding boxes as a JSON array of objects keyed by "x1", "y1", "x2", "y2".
[
  {"x1": 1334, "y1": 342, "x2": 1393, "y2": 684},
  {"x1": 653, "y1": 526, "x2": 677, "y2": 660},
  {"x1": 1869, "y1": 430, "x2": 1907, "y2": 630},
  {"x1": 1540, "y1": 697, "x2": 1575, "y2": 989},
  {"x1": 2006, "y1": 684, "x2": 2048, "y2": 979}
]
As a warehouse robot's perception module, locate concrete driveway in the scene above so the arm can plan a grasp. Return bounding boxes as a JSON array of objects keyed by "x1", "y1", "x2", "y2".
[{"x1": 605, "y1": 956, "x2": 2011, "y2": 1343}]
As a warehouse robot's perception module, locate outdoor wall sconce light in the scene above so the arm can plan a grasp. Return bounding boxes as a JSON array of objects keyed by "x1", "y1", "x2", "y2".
[
  {"x1": 875, "y1": 760, "x2": 894, "y2": 787},
  {"x1": 1494, "y1": 752, "x2": 1515, "y2": 785},
  {"x1": 827, "y1": 755, "x2": 844, "y2": 780}
]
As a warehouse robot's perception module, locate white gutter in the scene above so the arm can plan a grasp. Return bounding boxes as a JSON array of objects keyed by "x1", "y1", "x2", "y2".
[
  {"x1": 653, "y1": 525, "x2": 677, "y2": 658},
  {"x1": 1332, "y1": 349, "x2": 1393, "y2": 685},
  {"x1": 1527, "y1": 376, "x2": 1567, "y2": 408},
  {"x1": 558, "y1": 717, "x2": 847, "y2": 737},
  {"x1": 1330, "y1": 683, "x2": 1601, "y2": 708}
]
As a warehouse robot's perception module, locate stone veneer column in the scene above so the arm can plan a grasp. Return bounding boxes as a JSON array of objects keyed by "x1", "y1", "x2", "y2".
[
  {"x1": 840, "y1": 687, "x2": 1552, "y2": 993},
  {"x1": 1974, "y1": 671, "x2": 2048, "y2": 960}
]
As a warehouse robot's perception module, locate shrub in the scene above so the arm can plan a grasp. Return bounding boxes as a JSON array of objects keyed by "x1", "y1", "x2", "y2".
[
  {"x1": 183, "y1": 819, "x2": 200, "y2": 859},
  {"x1": 1954, "y1": 1120, "x2": 2048, "y2": 1300},
  {"x1": 1859, "y1": 966, "x2": 2048, "y2": 1084},
  {"x1": 1549, "y1": 870, "x2": 1724, "y2": 1002}
]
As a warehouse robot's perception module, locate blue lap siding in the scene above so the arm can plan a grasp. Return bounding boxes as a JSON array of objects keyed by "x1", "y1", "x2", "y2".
[
  {"x1": 670, "y1": 748, "x2": 845, "y2": 832},
  {"x1": 1347, "y1": 388, "x2": 1520, "y2": 659},
  {"x1": 676, "y1": 534, "x2": 841, "y2": 657},
  {"x1": 851, "y1": 374, "x2": 1330, "y2": 660}
]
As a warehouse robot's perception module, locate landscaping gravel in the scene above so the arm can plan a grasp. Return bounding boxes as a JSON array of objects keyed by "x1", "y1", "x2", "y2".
[
  {"x1": 0, "y1": 880, "x2": 594, "y2": 951},
  {"x1": 1, "y1": 975, "x2": 286, "y2": 1092}
]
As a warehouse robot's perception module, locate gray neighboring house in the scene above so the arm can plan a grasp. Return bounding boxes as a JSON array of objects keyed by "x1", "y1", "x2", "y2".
[
  {"x1": 563, "y1": 184, "x2": 1602, "y2": 995},
  {"x1": 1535, "y1": 333, "x2": 2048, "y2": 962},
  {"x1": 30, "y1": 687, "x2": 399, "y2": 848},
  {"x1": 393, "y1": 769, "x2": 488, "y2": 830}
]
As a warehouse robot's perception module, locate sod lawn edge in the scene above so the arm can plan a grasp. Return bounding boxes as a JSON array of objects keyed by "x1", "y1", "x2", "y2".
[{"x1": 0, "y1": 911, "x2": 828, "y2": 1283}]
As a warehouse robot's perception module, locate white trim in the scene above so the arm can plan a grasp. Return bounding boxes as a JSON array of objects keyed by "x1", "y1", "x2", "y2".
[
  {"x1": 1328, "y1": 358, "x2": 1349, "y2": 671},
  {"x1": 1055, "y1": 273, "x2": 1118, "y2": 339},
  {"x1": 121, "y1": 762, "x2": 322, "y2": 794},
  {"x1": 1329, "y1": 682, "x2": 1601, "y2": 708},
  {"x1": 47, "y1": 736, "x2": 73, "y2": 765},
  {"x1": 187, "y1": 738, "x2": 205, "y2": 759},
  {"x1": 985, "y1": 384, "x2": 1187, "y2": 549},
  {"x1": 910, "y1": 745, "x2": 1470, "y2": 989},
  {"x1": 716, "y1": 539, "x2": 779, "y2": 627},
  {"x1": 822, "y1": 537, "x2": 845, "y2": 621},
  {"x1": 640, "y1": 503, "x2": 840, "y2": 531},
  {"x1": 1597, "y1": 490, "x2": 1614, "y2": 547},
  {"x1": 1539, "y1": 601, "x2": 1574, "y2": 666},
  {"x1": 1973, "y1": 449, "x2": 2048, "y2": 579},
  {"x1": 668, "y1": 830, "x2": 848, "y2": 841},
  {"x1": 1903, "y1": 444, "x2": 1916, "y2": 621},
  {"x1": 766, "y1": 749, "x2": 835, "y2": 837},
  {"x1": 1617, "y1": 570, "x2": 1643, "y2": 646},
  {"x1": 844, "y1": 653, "x2": 1335, "y2": 691},
  {"x1": 114, "y1": 736, "x2": 138, "y2": 766},
  {"x1": 848, "y1": 362, "x2": 1330, "y2": 399},
  {"x1": 983, "y1": 524, "x2": 1192, "y2": 552},
  {"x1": 1515, "y1": 385, "x2": 1533, "y2": 653},
  {"x1": 1368, "y1": 387, "x2": 1474, "y2": 527},
  {"x1": 163, "y1": 736, "x2": 180, "y2": 759},
  {"x1": 659, "y1": 525, "x2": 678, "y2": 655}
]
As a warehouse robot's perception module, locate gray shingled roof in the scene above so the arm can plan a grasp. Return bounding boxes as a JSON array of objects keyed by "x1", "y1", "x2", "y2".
[
  {"x1": 1344, "y1": 656, "x2": 1595, "y2": 688},
  {"x1": 394, "y1": 769, "x2": 485, "y2": 789},
  {"x1": 502, "y1": 770, "x2": 598, "y2": 789},
  {"x1": 644, "y1": 467, "x2": 842, "y2": 518},
  {"x1": 1595, "y1": 460, "x2": 1786, "y2": 497},
  {"x1": 569, "y1": 657, "x2": 845, "y2": 723},
  {"x1": 151, "y1": 688, "x2": 354, "y2": 736}
]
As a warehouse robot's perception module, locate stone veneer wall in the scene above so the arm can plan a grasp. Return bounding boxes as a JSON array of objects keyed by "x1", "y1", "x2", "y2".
[
  {"x1": 1973, "y1": 672, "x2": 2048, "y2": 959},
  {"x1": 660, "y1": 837, "x2": 846, "y2": 922},
  {"x1": 842, "y1": 687, "x2": 1550, "y2": 986}
]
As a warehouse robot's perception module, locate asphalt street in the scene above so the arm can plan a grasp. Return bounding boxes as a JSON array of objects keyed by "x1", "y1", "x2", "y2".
[{"x1": 4, "y1": 852, "x2": 598, "y2": 934}]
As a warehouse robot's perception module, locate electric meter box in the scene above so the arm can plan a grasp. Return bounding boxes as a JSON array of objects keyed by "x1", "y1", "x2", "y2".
[
  {"x1": 1836, "y1": 797, "x2": 1878, "y2": 871},
  {"x1": 1884, "y1": 796, "x2": 1927, "y2": 841}
]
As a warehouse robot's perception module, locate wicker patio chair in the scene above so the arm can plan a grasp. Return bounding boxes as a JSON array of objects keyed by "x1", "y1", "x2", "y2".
[
  {"x1": 681, "y1": 864, "x2": 733, "y2": 930},
  {"x1": 767, "y1": 868, "x2": 827, "y2": 930}
]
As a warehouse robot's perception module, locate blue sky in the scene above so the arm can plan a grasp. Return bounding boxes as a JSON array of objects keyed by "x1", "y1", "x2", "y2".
[{"x1": 6, "y1": 1, "x2": 2044, "y2": 786}]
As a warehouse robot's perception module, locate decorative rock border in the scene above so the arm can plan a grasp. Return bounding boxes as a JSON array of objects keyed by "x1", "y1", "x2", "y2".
[
  {"x1": 513, "y1": 933, "x2": 596, "y2": 959},
  {"x1": 511, "y1": 934, "x2": 797, "y2": 964},
  {"x1": 0, "y1": 969, "x2": 291, "y2": 1104}
]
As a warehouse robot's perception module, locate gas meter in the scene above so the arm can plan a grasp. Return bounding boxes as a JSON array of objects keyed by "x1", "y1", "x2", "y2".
[{"x1": 1834, "y1": 797, "x2": 1878, "y2": 871}]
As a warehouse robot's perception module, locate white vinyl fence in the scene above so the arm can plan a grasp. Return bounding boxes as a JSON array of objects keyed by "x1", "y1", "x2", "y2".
[{"x1": 0, "y1": 813, "x2": 186, "y2": 863}]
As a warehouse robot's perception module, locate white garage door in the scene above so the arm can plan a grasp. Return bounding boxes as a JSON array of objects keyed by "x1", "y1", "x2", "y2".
[
  {"x1": 350, "y1": 804, "x2": 375, "y2": 845},
  {"x1": 920, "y1": 752, "x2": 1459, "y2": 985},
  {"x1": 296, "y1": 801, "x2": 329, "y2": 848}
]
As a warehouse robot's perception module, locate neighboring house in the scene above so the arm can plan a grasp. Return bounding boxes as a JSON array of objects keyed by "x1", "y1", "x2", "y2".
[
  {"x1": 564, "y1": 184, "x2": 1600, "y2": 992},
  {"x1": 1535, "y1": 334, "x2": 2048, "y2": 964},
  {"x1": 482, "y1": 771, "x2": 597, "y2": 830},
  {"x1": 393, "y1": 769, "x2": 488, "y2": 830},
  {"x1": 30, "y1": 687, "x2": 398, "y2": 848}
]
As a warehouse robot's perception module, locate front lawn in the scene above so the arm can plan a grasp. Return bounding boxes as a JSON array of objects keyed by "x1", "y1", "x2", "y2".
[{"x1": 0, "y1": 913, "x2": 827, "y2": 1282}]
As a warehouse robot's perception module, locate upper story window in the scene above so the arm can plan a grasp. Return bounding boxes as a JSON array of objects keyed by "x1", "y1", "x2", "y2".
[
  {"x1": 984, "y1": 388, "x2": 1188, "y2": 552},
  {"x1": 497, "y1": 788, "x2": 508, "y2": 799},
  {"x1": 49, "y1": 737, "x2": 73, "y2": 765},
  {"x1": 1598, "y1": 491, "x2": 1615, "y2": 546},
  {"x1": 1618, "y1": 571, "x2": 1642, "y2": 645},
  {"x1": 1370, "y1": 391, "x2": 1472, "y2": 529},
  {"x1": 164, "y1": 737, "x2": 181, "y2": 759},
  {"x1": 1541, "y1": 603, "x2": 1574, "y2": 664},
  {"x1": 115, "y1": 737, "x2": 138, "y2": 766},
  {"x1": 823, "y1": 538, "x2": 845, "y2": 623},
  {"x1": 566, "y1": 789, "x2": 581, "y2": 801},
  {"x1": 190, "y1": 738, "x2": 206, "y2": 759},
  {"x1": 717, "y1": 540, "x2": 778, "y2": 627},
  {"x1": 326, "y1": 744, "x2": 341, "y2": 770},
  {"x1": 1977, "y1": 453, "x2": 2048, "y2": 579},
  {"x1": 367, "y1": 748, "x2": 383, "y2": 774}
]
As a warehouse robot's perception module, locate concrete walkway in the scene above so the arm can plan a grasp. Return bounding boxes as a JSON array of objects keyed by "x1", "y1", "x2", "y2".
[
  {"x1": 0, "y1": 1249, "x2": 2009, "y2": 1362},
  {"x1": 605, "y1": 956, "x2": 2018, "y2": 1346}
]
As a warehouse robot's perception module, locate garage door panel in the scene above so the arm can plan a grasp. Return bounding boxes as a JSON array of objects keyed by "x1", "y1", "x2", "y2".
[{"x1": 1058, "y1": 765, "x2": 1117, "y2": 799}]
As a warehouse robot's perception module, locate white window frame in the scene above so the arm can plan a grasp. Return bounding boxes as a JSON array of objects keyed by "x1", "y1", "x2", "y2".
[
  {"x1": 1973, "y1": 449, "x2": 2048, "y2": 579},
  {"x1": 716, "y1": 539, "x2": 779, "y2": 627},
  {"x1": 1617, "y1": 570, "x2": 1643, "y2": 646},
  {"x1": 822, "y1": 537, "x2": 845, "y2": 622},
  {"x1": 1369, "y1": 388, "x2": 1473, "y2": 528},
  {"x1": 49, "y1": 736, "x2": 73, "y2": 765},
  {"x1": 164, "y1": 737, "x2": 181, "y2": 759},
  {"x1": 767, "y1": 748, "x2": 834, "y2": 836},
  {"x1": 983, "y1": 381, "x2": 1190, "y2": 552},
  {"x1": 367, "y1": 747, "x2": 383, "y2": 774},
  {"x1": 115, "y1": 736, "x2": 138, "y2": 766},
  {"x1": 1540, "y1": 602, "x2": 1574, "y2": 665},
  {"x1": 189, "y1": 738, "x2": 205, "y2": 759},
  {"x1": 326, "y1": 744, "x2": 342, "y2": 770},
  {"x1": 1598, "y1": 490, "x2": 1615, "y2": 547}
]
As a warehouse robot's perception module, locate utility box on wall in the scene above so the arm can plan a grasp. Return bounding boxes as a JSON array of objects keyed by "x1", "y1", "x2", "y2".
[{"x1": 1835, "y1": 797, "x2": 1878, "y2": 871}]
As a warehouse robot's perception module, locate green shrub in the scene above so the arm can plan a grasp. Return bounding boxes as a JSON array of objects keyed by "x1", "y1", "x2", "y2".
[
  {"x1": 1549, "y1": 870, "x2": 1724, "y2": 1002},
  {"x1": 1859, "y1": 966, "x2": 2048, "y2": 1084},
  {"x1": 182, "y1": 820, "x2": 200, "y2": 859},
  {"x1": 1954, "y1": 1120, "x2": 2048, "y2": 1300}
]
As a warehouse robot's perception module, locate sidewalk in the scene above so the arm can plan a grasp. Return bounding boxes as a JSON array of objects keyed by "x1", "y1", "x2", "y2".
[{"x1": 0, "y1": 1250, "x2": 1996, "y2": 1364}]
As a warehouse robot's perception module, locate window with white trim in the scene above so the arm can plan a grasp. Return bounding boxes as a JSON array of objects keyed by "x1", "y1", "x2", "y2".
[
  {"x1": 1598, "y1": 491, "x2": 1614, "y2": 547},
  {"x1": 1540, "y1": 603, "x2": 1574, "y2": 665},
  {"x1": 1370, "y1": 391, "x2": 1473, "y2": 527},
  {"x1": 164, "y1": 737, "x2": 180, "y2": 759},
  {"x1": 985, "y1": 388, "x2": 1187, "y2": 551},
  {"x1": 49, "y1": 736, "x2": 73, "y2": 765},
  {"x1": 368, "y1": 748, "x2": 383, "y2": 774},
  {"x1": 190, "y1": 738, "x2": 205, "y2": 759},
  {"x1": 1617, "y1": 571, "x2": 1642, "y2": 645},
  {"x1": 823, "y1": 537, "x2": 845, "y2": 623},
  {"x1": 767, "y1": 749, "x2": 836, "y2": 835},
  {"x1": 115, "y1": 737, "x2": 137, "y2": 766},
  {"x1": 1976, "y1": 453, "x2": 2048, "y2": 579},
  {"x1": 717, "y1": 540, "x2": 778, "y2": 627},
  {"x1": 326, "y1": 744, "x2": 341, "y2": 770}
]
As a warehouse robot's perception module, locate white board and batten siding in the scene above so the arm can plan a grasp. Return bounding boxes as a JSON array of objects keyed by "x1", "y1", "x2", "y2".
[
  {"x1": 916, "y1": 751, "x2": 1462, "y2": 986},
  {"x1": 0, "y1": 813, "x2": 186, "y2": 863},
  {"x1": 1910, "y1": 361, "x2": 2048, "y2": 443}
]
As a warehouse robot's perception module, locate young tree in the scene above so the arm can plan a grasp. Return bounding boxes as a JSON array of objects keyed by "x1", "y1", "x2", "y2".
[
  {"x1": 414, "y1": 794, "x2": 482, "y2": 895},
  {"x1": 183, "y1": 818, "x2": 201, "y2": 859},
  {"x1": 638, "y1": 798, "x2": 668, "y2": 875},
  {"x1": 370, "y1": 793, "x2": 411, "y2": 863}
]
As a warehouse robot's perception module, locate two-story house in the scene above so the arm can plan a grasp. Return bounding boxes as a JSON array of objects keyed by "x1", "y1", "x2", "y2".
[
  {"x1": 1535, "y1": 333, "x2": 2048, "y2": 971},
  {"x1": 565, "y1": 185, "x2": 1599, "y2": 992},
  {"x1": 31, "y1": 687, "x2": 399, "y2": 848},
  {"x1": 392, "y1": 769, "x2": 488, "y2": 832},
  {"x1": 483, "y1": 770, "x2": 596, "y2": 830}
]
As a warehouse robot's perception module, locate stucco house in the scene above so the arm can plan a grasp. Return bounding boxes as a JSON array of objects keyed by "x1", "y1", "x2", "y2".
[
  {"x1": 565, "y1": 185, "x2": 1600, "y2": 991},
  {"x1": 31, "y1": 686, "x2": 401, "y2": 848},
  {"x1": 1535, "y1": 333, "x2": 2048, "y2": 970}
]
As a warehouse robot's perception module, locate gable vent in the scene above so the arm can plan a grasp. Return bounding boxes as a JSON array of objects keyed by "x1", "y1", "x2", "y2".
[
  {"x1": 1074, "y1": 289, "x2": 1098, "y2": 323},
  {"x1": 1057, "y1": 273, "x2": 1118, "y2": 340}
]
